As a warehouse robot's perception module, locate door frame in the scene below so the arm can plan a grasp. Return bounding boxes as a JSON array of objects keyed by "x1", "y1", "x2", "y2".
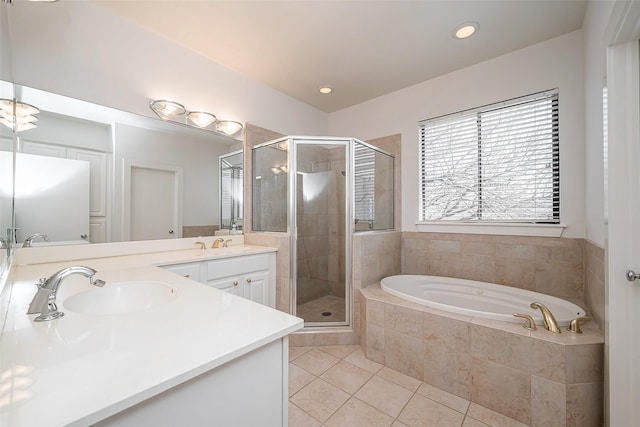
[
  {"x1": 606, "y1": 1, "x2": 640, "y2": 425},
  {"x1": 122, "y1": 158, "x2": 183, "y2": 241}
]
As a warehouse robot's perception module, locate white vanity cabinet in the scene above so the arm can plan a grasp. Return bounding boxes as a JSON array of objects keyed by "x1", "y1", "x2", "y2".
[{"x1": 162, "y1": 252, "x2": 275, "y2": 308}]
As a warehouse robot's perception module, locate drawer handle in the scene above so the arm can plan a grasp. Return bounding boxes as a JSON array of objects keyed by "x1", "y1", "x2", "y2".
[
  {"x1": 233, "y1": 281, "x2": 239, "y2": 286},
  {"x1": 246, "y1": 278, "x2": 252, "y2": 284}
]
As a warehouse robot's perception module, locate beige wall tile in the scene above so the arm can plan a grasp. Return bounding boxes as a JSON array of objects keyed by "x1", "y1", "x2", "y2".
[
  {"x1": 471, "y1": 324, "x2": 531, "y2": 373},
  {"x1": 531, "y1": 376, "x2": 566, "y2": 427},
  {"x1": 565, "y1": 344, "x2": 604, "y2": 384},
  {"x1": 365, "y1": 323, "x2": 386, "y2": 364},
  {"x1": 566, "y1": 382, "x2": 604, "y2": 427},
  {"x1": 384, "y1": 329, "x2": 424, "y2": 380},
  {"x1": 496, "y1": 243, "x2": 537, "y2": 260},
  {"x1": 495, "y1": 258, "x2": 536, "y2": 290},
  {"x1": 471, "y1": 358, "x2": 531, "y2": 425},
  {"x1": 385, "y1": 304, "x2": 423, "y2": 339},
  {"x1": 530, "y1": 338, "x2": 566, "y2": 383},
  {"x1": 423, "y1": 313, "x2": 471, "y2": 399}
]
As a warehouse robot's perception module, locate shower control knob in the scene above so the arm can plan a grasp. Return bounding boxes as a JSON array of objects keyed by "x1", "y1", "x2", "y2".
[{"x1": 626, "y1": 269, "x2": 640, "y2": 282}]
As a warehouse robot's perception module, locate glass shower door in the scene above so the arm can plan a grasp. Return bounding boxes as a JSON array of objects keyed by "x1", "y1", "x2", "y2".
[{"x1": 294, "y1": 140, "x2": 349, "y2": 326}]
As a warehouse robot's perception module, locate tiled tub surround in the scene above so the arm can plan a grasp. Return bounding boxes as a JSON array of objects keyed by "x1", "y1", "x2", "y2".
[
  {"x1": 402, "y1": 232, "x2": 586, "y2": 302},
  {"x1": 583, "y1": 239, "x2": 605, "y2": 333},
  {"x1": 360, "y1": 285, "x2": 604, "y2": 426}
]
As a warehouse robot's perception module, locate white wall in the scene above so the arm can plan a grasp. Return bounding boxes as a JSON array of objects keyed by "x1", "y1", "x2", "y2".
[
  {"x1": 329, "y1": 30, "x2": 586, "y2": 238},
  {"x1": 5, "y1": 1, "x2": 327, "y2": 137},
  {"x1": 582, "y1": 1, "x2": 616, "y2": 248}
]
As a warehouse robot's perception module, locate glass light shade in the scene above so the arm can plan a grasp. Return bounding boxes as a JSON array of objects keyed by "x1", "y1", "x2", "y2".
[
  {"x1": 187, "y1": 111, "x2": 217, "y2": 128},
  {"x1": 216, "y1": 120, "x2": 243, "y2": 136},
  {"x1": 14, "y1": 101, "x2": 39, "y2": 117},
  {"x1": 0, "y1": 117, "x2": 36, "y2": 132},
  {"x1": 0, "y1": 99, "x2": 13, "y2": 113},
  {"x1": 149, "y1": 100, "x2": 186, "y2": 120}
]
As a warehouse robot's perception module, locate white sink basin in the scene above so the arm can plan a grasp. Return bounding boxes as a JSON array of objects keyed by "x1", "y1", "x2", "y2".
[{"x1": 64, "y1": 281, "x2": 177, "y2": 315}]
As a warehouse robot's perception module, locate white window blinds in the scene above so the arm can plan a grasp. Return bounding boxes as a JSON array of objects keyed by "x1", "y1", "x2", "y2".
[
  {"x1": 419, "y1": 90, "x2": 559, "y2": 222},
  {"x1": 354, "y1": 143, "x2": 375, "y2": 222}
]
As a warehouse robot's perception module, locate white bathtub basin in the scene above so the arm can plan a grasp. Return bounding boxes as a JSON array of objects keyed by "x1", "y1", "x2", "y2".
[
  {"x1": 64, "y1": 281, "x2": 178, "y2": 315},
  {"x1": 381, "y1": 275, "x2": 586, "y2": 326}
]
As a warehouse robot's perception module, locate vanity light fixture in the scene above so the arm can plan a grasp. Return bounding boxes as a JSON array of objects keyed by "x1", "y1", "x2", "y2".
[
  {"x1": 187, "y1": 111, "x2": 217, "y2": 128},
  {"x1": 216, "y1": 120, "x2": 243, "y2": 136},
  {"x1": 149, "y1": 100, "x2": 186, "y2": 120},
  {"x1": 453, "y1": 21, "x2": 479, "y2": 39},
  {"x1": 0, "y1": 98, "x2": 40, "y2": 132},
  {"x1": 149, "y1": 99, "x2": 243, "y2": 136}
]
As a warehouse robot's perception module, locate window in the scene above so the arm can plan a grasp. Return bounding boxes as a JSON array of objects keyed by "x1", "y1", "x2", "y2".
[
  {"x1": 419, "y1": 90, "x2": 559, "y2": 223},
  {"x1": 354, "y1": 142, "x2": 375, "y2": 224}
]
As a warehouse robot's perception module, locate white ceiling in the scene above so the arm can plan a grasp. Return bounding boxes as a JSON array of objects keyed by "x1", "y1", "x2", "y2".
[{"x1": 93, "y1": 1, "x2": 587, "y2": 113}]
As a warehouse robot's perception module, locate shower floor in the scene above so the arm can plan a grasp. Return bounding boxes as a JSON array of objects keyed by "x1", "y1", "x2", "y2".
[{"x1": 297, "y1": 295, "x2": 346, "y2": 322}]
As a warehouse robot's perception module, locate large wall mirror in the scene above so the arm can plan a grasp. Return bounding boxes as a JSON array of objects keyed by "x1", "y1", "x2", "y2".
[{"x1": 0, "y1": 80, "x2": 243, "y2": 247}]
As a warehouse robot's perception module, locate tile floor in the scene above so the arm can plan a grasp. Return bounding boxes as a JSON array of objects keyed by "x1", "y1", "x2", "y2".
[
  {"x1": 289, "y1": 345, "x2": 529, "y2": 427},
  {"x1": 296, "y1": 295, "x2": 346, "y2": 323}
]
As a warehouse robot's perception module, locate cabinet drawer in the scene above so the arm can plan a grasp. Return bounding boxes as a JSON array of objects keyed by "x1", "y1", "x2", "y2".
[
  {"x1": 206, "y1": 254, "x2": 269, "y2": 280},
  {"x1": 164, "y1": 263, "x2": 201, "y2": 281}
]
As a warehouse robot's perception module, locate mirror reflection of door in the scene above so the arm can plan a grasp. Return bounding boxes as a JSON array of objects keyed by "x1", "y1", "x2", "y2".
[{"x1": 129, "y1": 165, "x2": 182, "y2": 241}]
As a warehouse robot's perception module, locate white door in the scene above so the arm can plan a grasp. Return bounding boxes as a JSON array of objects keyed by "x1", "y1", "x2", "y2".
[
  {"x1": 130, "y1": 165, "x2": 180, "y2": 241},
  {"x1": 606, "y1": 8, "x2": 640, "y2": 425}
]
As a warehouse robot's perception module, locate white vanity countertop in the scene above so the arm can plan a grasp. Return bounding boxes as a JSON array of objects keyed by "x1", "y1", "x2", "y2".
[{"x1": 0, "y1": 245, "x2": 303, "y2": 426}]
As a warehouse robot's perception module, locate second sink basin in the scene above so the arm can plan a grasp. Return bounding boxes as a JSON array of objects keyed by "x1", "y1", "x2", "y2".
[{"x1": 64, "y1": 281, "x2": 177, "y2": 315}]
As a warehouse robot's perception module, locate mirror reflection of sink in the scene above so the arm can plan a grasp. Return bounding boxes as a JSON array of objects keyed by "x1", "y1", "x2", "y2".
[{"x1": 64, "y1": 281, "x2": 177, "y2": 315}]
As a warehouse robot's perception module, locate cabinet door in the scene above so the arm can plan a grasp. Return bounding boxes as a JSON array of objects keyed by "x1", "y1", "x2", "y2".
[
  {"x1": 207, "y1": 276, "x2": 242, "y2": 297},
  {"x1": 242, "y1": 271, "x2": 269, "y2": 306},
  {"x1": 163, "y1": 263, "x2": 201, "y2": 282}
]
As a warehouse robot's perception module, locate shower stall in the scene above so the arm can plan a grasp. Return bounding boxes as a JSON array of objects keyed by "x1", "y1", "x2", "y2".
[{"x1": 252, "y1": 136, "x2": 394, "y2": 328}]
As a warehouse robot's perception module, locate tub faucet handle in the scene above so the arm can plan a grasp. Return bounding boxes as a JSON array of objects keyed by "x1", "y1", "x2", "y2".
[
  {"x1": 513, "y1": 313, "x2": 537, "y2": 331},
  {"x1": 567, "y1": 316, "x2": 591, "y2": 334}
]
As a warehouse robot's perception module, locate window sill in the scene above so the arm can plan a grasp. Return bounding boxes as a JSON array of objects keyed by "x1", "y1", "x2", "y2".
[{"x1": 414, "y1": 222, "x2": 566, "y2": 238}]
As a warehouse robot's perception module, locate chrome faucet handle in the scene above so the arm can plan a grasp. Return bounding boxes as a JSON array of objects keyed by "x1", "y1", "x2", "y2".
[
  {"x1": 223, "y1": 239, "x2": 232, "y2": 248},
  {"x1": 513, "y1": 313, "x2": 537, "y2": 330},
  {"x1": 194, "y1": 241, "x2": 206, "y2": 250},
  {"x1": 567, "y1": 316, "x2": 591, "y2": 334}
]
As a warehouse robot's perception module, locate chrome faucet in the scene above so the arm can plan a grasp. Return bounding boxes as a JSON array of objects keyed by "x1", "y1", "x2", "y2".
[
  {"x1": 530, "y1": 302, "x2": 561, "y2": 333},
  {"x1": 212, "y1": 238, "x2": 225, "y2": 249},
  {"x1": 22, "y1": 233, "x2": 50, "y2": 247},
  {"x1": 27, "y1": 265, "x2": 105, "y2": 322}
]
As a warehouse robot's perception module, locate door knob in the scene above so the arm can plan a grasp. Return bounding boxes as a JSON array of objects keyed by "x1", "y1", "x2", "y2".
[{"x1": 626, "y1": 269, "x2": 640, "y2": 281}]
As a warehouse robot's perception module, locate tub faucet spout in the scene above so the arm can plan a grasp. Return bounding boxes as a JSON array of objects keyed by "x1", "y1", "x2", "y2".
[{"x1": 530, "y1": 302, "x2": 561, "y2": 334}]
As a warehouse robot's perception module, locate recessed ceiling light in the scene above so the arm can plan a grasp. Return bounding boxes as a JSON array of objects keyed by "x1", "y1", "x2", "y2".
[
  {"x1": 454, "y1": 21, "x2": 479, "y2": 39},
  {"x1": 319, "y1": 87, "x2": 333, "y2": 94}
]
